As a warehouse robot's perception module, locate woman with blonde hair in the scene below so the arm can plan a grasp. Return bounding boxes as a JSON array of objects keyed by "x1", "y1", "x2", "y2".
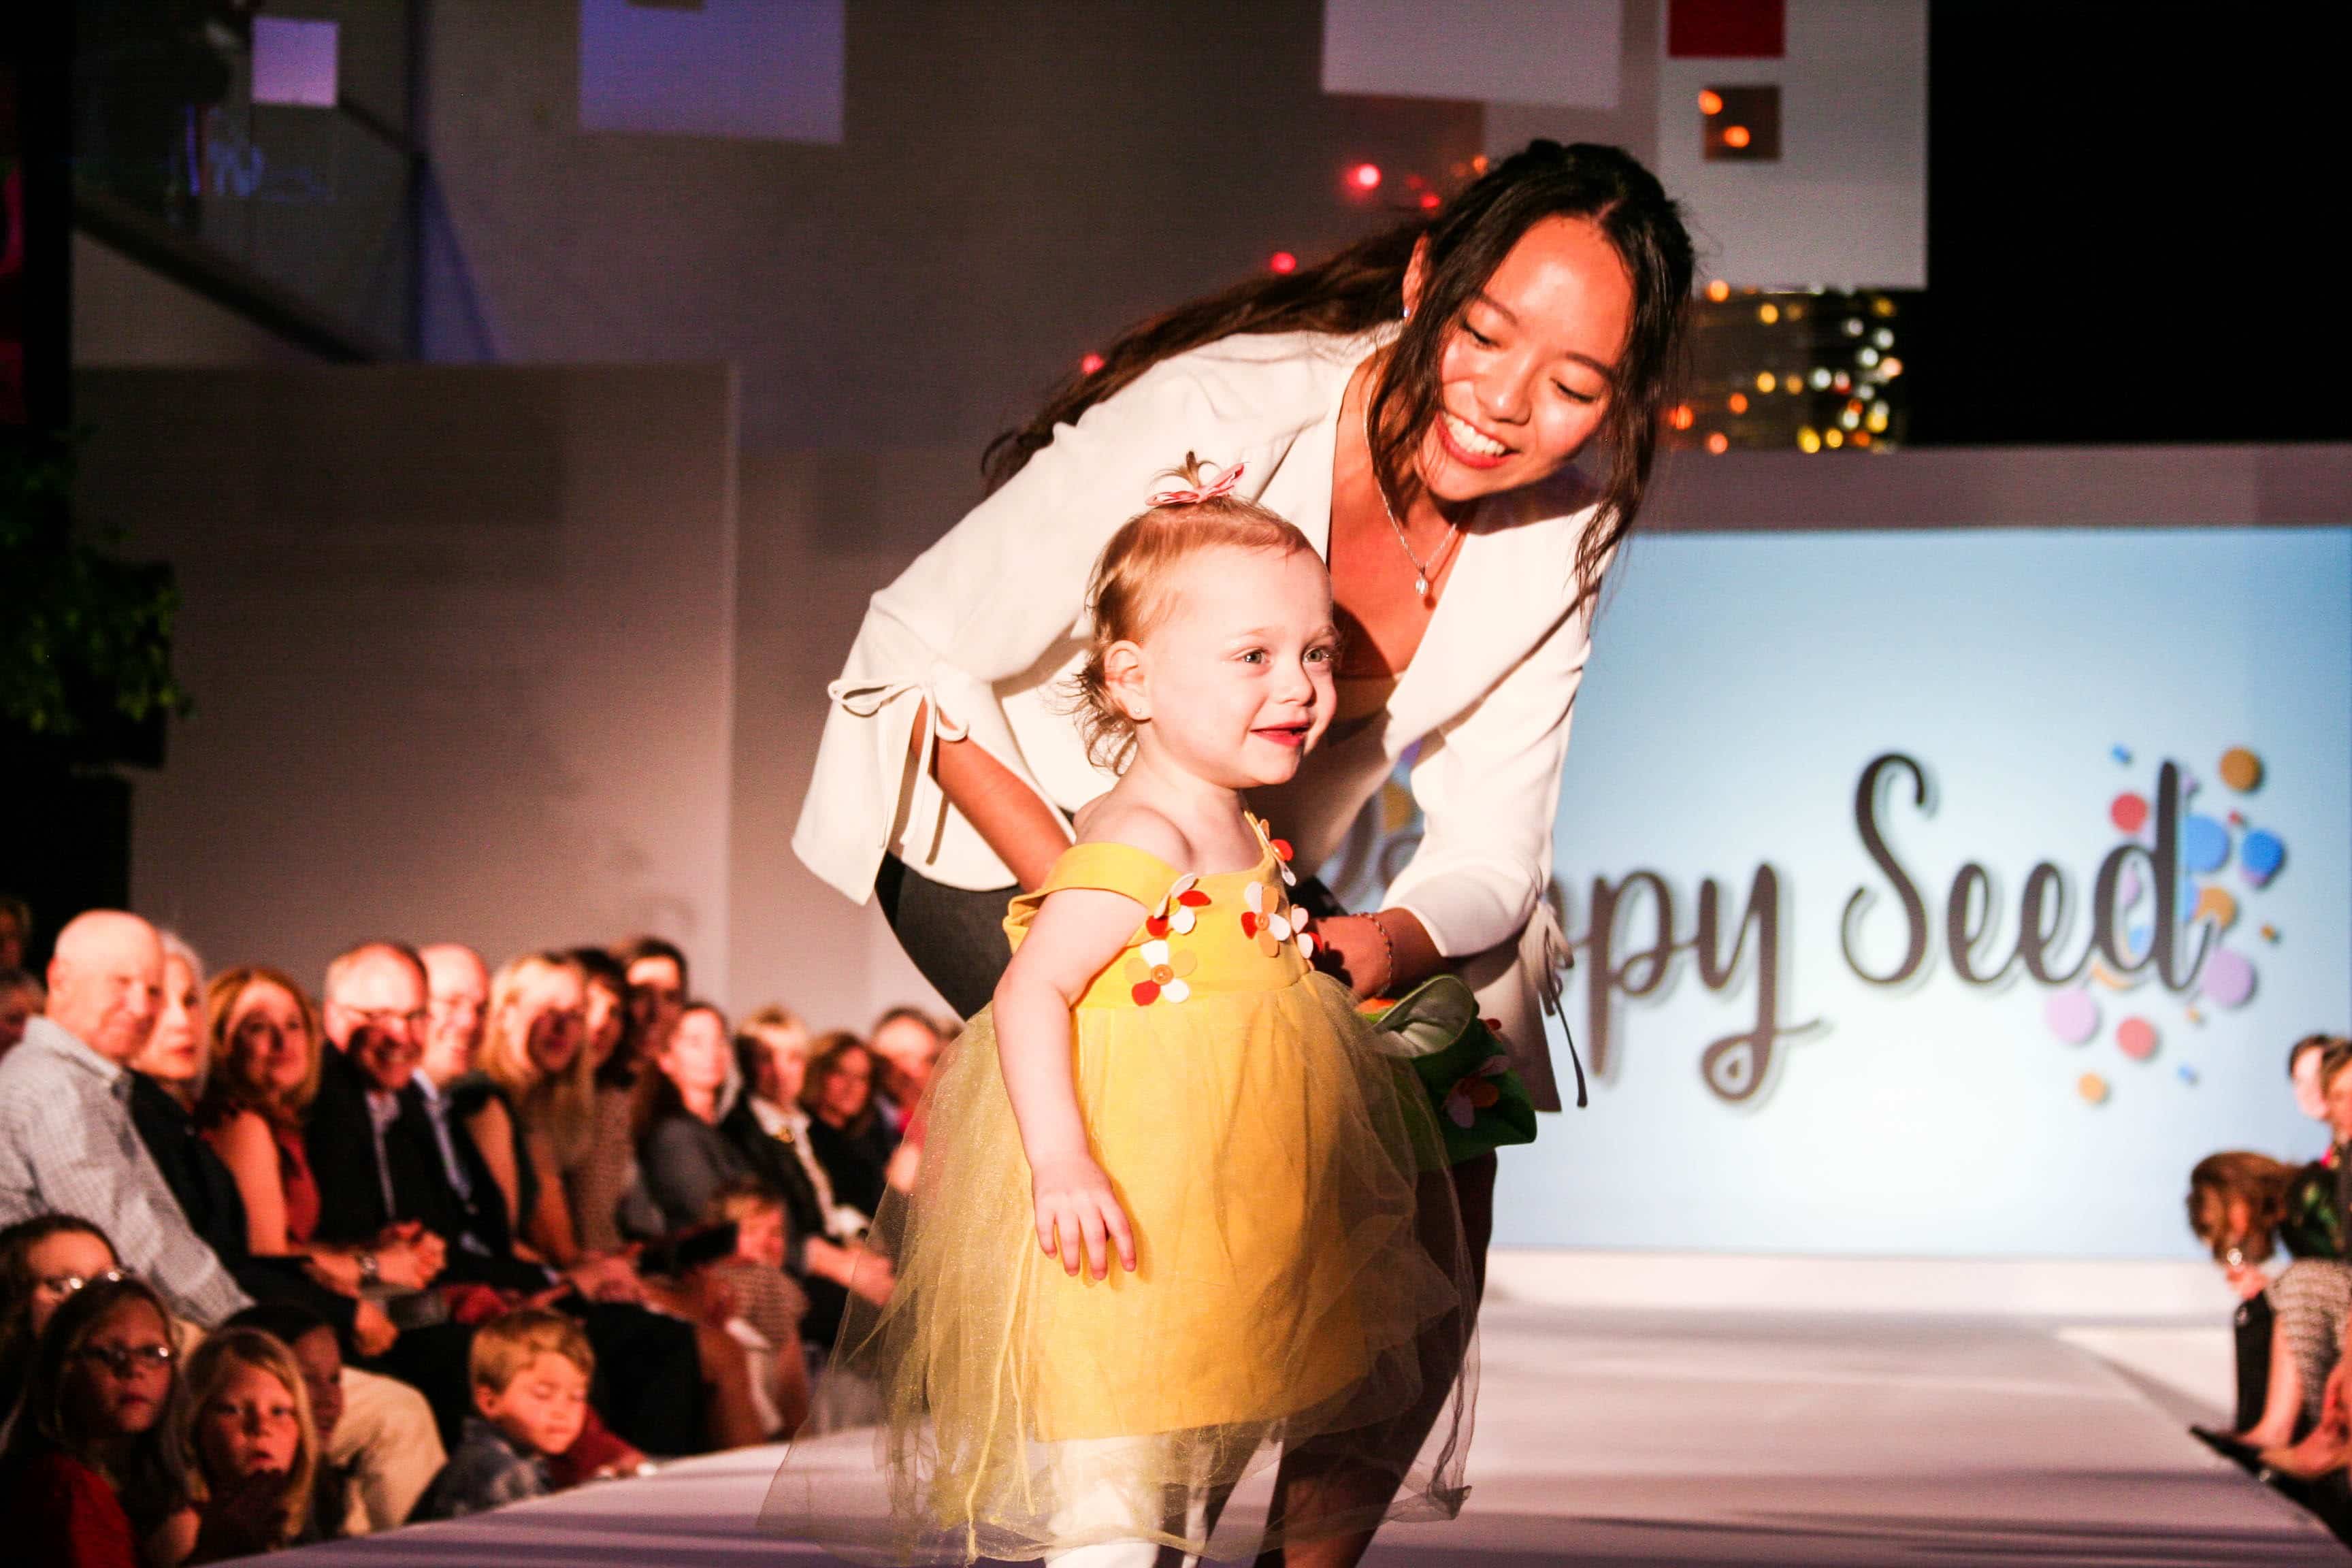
[
  {"x1": 174, "y1": 1326, "x2": 322, "y2": 1556},
  {"x1": 199, "y1": 968, "x2": 440, "y2": 1318},
  {"x1": 453, "y1": 951, "x2": 598, "y2": 1266}
]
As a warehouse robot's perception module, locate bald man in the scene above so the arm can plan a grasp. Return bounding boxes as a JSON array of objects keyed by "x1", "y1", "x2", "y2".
[
  {"x1": 419, "y1": 943, "x2": 490, "y2": 1087},
  {"x1": 0, "y1": 910, "x2": 251, "y2": 1324}
]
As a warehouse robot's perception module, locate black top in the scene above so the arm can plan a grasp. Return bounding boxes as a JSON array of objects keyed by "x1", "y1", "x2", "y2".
[
  {"x1": 804, "y1": 1115, "x2": 891, "y2": 1221},
  {"x1": 301, "y1": 1045, "x2": 549, "y2": 1296},
  {"x1": 126, "y1": 1073, "x2": 360, "y2": 1345},
  {"x1": 445, "y1": 1074, "x2": 541, "y2": 1242}
]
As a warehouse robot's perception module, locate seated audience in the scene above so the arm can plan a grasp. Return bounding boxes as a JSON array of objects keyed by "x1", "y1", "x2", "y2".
[
  {"x1": 0, "y1": 890, "x2": 29, "y2": 972},
  {"x1": 453, "y1": 951, "x2": 598, "y2": 1267},
  {"x1": 419, "y1": 944, "x2": 490, "y2": 1090},
  {"x1": 0, "y1": 966, "x2": 39, "y2": 1062},
  {"x1": 2189, "y1": 1151, "x2": 2351, "y2": 1455},
  {"x1": 302, "y1": 942, "x2": 704, "y2": 1456},
  {"x1": 801, "y1": 1032, "x2": 896, "y2": 1222},
  {"x1": 414, "y1": 1307, "x2": 592, "y2": 1520},
  {"x1": 570, "y1": 948, "x2": 640, "y2": 1253},
  {"x1": 172, "y1": 1326, "x2": 321, "y2": 1561},
  {"x1": 704, "y1": 1181, "x2": 812, "y2": 1437},
  {"x1": 0, "y1": 1215, "x2": 122, "y2": 1431},
  {"x1": 0, "y1": 1274, "x2": 191, "y2": 1568},
  {"x1": 867, "y1": 1006, "x2": 947, "y2": 1137},
  {"x1": 0, "y1": 911, "x2": 250, "y2": 1325},
  {"x1": 618, "y1": 937, "x2": 689, "y2": 1070},
  {"x1": 738, "y1": 1007, "x2": 866, "y2": 1243},
  {"x1": 641, "y1": 1002, "x2": 765, "y2": 1232}
]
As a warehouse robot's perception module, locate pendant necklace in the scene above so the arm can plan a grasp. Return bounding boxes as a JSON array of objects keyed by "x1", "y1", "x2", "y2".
[{"x1": 1365, "y1": 408, "x2": 1458, "y2": 602}]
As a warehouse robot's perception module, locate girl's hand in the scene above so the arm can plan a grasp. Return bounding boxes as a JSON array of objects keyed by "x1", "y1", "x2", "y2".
[{"x1": 1031, "y1": 1154, "x2": 1136, "y2": 1280}]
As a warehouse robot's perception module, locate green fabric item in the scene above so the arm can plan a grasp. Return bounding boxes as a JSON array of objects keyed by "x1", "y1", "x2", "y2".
[{"x1": 1365, "y1": 976, "x2": 1540, "y2": 1168}]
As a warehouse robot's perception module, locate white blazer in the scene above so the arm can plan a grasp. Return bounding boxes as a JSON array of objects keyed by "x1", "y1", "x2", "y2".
[{"x1": 794, "y1": 327, "x2": 1602, "y2": 1110}]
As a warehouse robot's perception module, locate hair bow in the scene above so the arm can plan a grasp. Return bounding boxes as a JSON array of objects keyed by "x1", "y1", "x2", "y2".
[{"x1": 1148, "y1": 462, "x2": 1245, "y2": 508}]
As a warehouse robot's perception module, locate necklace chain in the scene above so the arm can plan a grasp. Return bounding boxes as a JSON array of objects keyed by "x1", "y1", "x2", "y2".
[{"x1": 1365, "y1": 408, "x2": 1456, "y2": 602}]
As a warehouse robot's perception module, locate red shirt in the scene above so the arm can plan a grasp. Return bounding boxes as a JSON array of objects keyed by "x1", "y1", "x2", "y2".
[{"x1": 0, "y1": 1450, "x2": 142, "y2": 1568}]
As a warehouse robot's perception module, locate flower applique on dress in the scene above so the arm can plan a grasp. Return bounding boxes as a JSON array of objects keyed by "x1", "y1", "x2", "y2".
[
  {"x1": 1442, "y1": 1054, "x2": 1512, "y2": 1128},
  {"x1": 1145, "y1": 874, "x2": 1212, "y2": 938},
  {"x1": 1125, "y1": 938, "x2": 1198, "y2": 1006},
  {"x1": 1240, "y1": 880, "x2": 1315, "y2": 960}
]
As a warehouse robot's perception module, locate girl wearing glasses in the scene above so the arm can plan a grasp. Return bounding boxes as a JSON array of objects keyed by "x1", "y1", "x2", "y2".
[
  {"x1": 0, "y1": 1213, "x2": 124, "y2": 1437},
  {"x1": 0, "y1": 1273, "x2": 191, "y2": 1568}
]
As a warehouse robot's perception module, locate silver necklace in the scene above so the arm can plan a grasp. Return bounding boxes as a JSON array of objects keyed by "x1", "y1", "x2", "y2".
[{"x1": 1365, "y1": 408, "x2": 1456, "y2": 601}]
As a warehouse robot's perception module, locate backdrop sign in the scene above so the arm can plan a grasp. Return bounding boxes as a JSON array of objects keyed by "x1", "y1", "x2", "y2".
[{"x1": 1470, "y1": 527, "x2": 2350, "y2": 1258}]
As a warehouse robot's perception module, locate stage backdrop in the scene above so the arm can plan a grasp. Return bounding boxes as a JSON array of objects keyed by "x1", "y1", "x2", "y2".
[{"x1": 1352, "y1": 527, "x2": 2349, "y2": 1260}]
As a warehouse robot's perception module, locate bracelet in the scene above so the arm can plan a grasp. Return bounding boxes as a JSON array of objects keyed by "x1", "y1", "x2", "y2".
[
  {"x1": 1364, "y1": 913, "x2": 1397, "y2": 998},
  {"x1": 357, "y1": 1250, "x2": 380, "y2": 1286}
]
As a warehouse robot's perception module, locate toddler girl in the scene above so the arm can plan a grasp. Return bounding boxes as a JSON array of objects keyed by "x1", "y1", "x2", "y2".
[{"x1": 771, "y1": 461, "x2": 1472, "y2": 1565}]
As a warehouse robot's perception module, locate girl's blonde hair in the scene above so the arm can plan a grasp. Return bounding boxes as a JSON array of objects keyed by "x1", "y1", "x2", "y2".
[
  {"x1": 478, "y1": 950, "x2": 598, "y2": 1173},
  {"x1": 1072, "y1": 455, "x2": 1317, "y2": 772},
  {"x1": 183, "y1": 1327, "x2": 318, "y2": 1550}
]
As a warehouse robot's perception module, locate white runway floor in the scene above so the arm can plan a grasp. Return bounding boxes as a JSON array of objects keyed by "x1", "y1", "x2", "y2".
[{"x1": 251, "y1": 1301, "x2": 2346, "y2": 1567}]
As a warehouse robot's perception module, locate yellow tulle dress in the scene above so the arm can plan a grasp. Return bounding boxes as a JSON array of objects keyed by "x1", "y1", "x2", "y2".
[{"x1": 764, "y1": 817, "x2": 1475, "y2": 1565}]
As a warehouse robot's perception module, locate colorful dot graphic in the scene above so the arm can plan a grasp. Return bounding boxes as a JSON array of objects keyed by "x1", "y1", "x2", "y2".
[
  {"x1": 2242, "y1": 830, "x2": 2285, "y2": 886},
  {"x1": 2202, "y1": 948, "x2": 2255, "y2": 1009},
  {"x1": 2219, "y1": 747, "x2": 2264, "y2": 791},
  {"x1": 2192, "y1": 885, "x2": 2238, "y2": 929},
  {"x1": 2046, "y1": 990, "x2": 2099, "y2": 1045},
  {"x1": 2181, "y1": 815, "x2": 2230, "y2": 873},
  {"x1": 2117, "y1": 1017, "x2": 2158, "y2": 1061},
  {"x1": 2078, "y1": 1073, "x2": 2110, "y2": 1105},
  {"x1": 2109, "y1": 793, "x2": 2149, "y2": 834}
]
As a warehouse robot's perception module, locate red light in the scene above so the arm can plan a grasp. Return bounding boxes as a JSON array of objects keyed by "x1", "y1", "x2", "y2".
[
  {"x1": 1269, "y1": 251, "x2": 1298, "y2": 275},
  {"x1": 1668, "y1": 404, "x2": 1695, "y2": 430},
  {"x1": 1418, "y1": 191, "x2": 1441, "y2": 212},
  {"x1": 1079, "y1": 353, "x2": 1105, "y2": 376},
  {"x1": 1705, "y1": 432, "x2": 1730, "y2": 455},
  {"x1": 1723, "y1": 125, "x2": 1752, "y2": 149},
  {"x1": 1350, "y1": 162, "x2": 1383, "y2": 192}
]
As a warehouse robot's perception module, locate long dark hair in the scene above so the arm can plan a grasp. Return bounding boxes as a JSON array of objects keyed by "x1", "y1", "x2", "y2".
[
  {"x1": 983, "y1": 140, "x2": 1693, "y2": 612},
  {"x1": 5, "y1": 1273, "x2": 192, "y2": 1537}
]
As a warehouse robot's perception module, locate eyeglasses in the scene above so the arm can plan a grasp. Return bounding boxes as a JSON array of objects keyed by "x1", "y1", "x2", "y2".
[
  {"x1": 77, "y1": 1341, "x2": 176, "y2": 1377},
  {"x1": 37, "y1": 1268, "x2": 126, "y2": 1298}
]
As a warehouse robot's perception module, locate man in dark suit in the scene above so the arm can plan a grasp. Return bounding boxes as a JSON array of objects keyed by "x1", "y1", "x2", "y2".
[{"x1": 306, "y1": 941, "x2": 704, "y2": 1454}]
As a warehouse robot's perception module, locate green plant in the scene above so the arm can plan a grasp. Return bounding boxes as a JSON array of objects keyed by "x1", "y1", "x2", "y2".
[{"x1": 0, "y1": 441, "x2": 191, "y2": 742}]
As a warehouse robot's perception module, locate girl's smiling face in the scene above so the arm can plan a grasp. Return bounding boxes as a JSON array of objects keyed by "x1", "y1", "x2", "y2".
[{"x1": 1109, "y1": 543, "x2": 1337, "y2": 791}]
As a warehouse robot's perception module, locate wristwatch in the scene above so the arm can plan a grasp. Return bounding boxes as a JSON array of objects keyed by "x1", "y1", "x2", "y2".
[{"x1": 358, "y1": 1250, "x2": 380, "y2": 1286}]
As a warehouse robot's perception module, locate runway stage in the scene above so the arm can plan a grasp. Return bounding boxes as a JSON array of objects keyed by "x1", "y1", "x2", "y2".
[{"x1": 250, "y1": 1297, "x2": 2341, "y2": 1567}]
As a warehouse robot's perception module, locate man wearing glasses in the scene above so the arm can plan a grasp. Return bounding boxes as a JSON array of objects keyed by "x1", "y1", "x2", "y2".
[{"x1": 0, "y1": 910, "x2": 253, "y2": 1326}]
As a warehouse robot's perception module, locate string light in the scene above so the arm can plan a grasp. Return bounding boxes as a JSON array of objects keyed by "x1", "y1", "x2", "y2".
[
  {"x1": 1418, "y1": 190, "x2": 1441, "y2": 212},
  {"x1": 1269, "y1": 251, "x2": 1298, "y2": 274},
  {"x1": 1697, "y1": 89, "x2": 1724, "y2": 116},
  {"x1": 1757, "y1": 303, "x2": 1780, "y2": 324},
  {"x1": 1706, "y1": 431, "x2": 1729, "y2": 454},
  {"x1": 1349, "y1": 162, "x2": 1383, "y2": 192},
  {"x1": 1727, "y1": 392, "x2": 1749, "y2": 414},
  {"x1": 1079, "y1": 353, "x2": 1105, "y2": 375},
  {"x1": 1668, "y1": 404, "x2": 1695, "y2": 430},
  {"x1": 1797, "y1": 427, "x2": 1823, "y2": 453},
  {"x1": 1705, "y1": 279, "x2": 1731, "y2": 302},
  {"x1": 1723, "y1": 125, "x2": 1752, "y2": 148}
]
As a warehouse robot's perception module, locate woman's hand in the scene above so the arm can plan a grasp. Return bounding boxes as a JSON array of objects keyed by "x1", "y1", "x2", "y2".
[
  {"x1": 1311, "y1": 910, "x2": 1443, "y2": 1000},
  {"x1": 368, "y1": 1224, "x2": 446, "y2": 1291},
  {"x1": 351, "y1": 1298, "x2": 399, "y2": 1358},
  {"x1": 1030, "y1": 1153, "x2": 1135, "y2": 1281},
  {"x1": 807, "y1": 1237, "x2": 898, "y2": 1305}
]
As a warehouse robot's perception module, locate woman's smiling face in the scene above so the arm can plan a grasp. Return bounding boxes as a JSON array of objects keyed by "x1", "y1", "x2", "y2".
[{"x1": 1404, "y1": 214, "x2": 1633, "y2": 506}]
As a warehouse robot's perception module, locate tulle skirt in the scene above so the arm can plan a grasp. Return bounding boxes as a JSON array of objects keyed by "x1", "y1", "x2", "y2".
[{"x1": 762, "y1": 971, "x2": 1475, "y2": 1563}]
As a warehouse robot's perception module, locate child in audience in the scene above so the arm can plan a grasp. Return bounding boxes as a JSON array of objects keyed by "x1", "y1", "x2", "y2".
[
  {"x1": 414, "y1": 1307, "x2": 592, "y2": 1520},
  {"x1": 705, "y1": 1181, "x2": 813, "y2": 1435},
  {"x1": 0, "y1": 1274, "x2": 191, "y2": 1568},
  {"x1": 224, "y1": 1304, "x2": 365, "y2": 1538},
  {"x1": 174, "y1": 1326, "x2": 321, "y2": 1558},
  {"x1": 0, "y1": 1214, "x2": 122, "y2": 1427}
]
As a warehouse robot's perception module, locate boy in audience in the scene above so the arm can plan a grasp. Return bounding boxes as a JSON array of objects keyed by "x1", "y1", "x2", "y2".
[{"x1": 415, "y1": 1308, "x2": 593, "y2": 1520}]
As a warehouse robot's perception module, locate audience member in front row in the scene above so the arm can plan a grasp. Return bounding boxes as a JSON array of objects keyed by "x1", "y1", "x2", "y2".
[
  {"x1": 453, "y1": 951, "x2": 600, "y2": 1267},
  {"x1": 0, "y1": 1275, "x2": 191, "y2": 1568},
  {"x1": 223, "y1": 1304, "x2": 364, "y2": 1539},
  {"x1": 642, "y1": 1003, "x2": 767, "y2": 1232},
  {"x1": 167, "y1": 1326, "x2": 323, "y2": 1561},
  {"x1": 0, "y1": 1215, "x2": 123, "y2": 1429},
  {"x1": 800, "y1": 1032, "x2": 895, "y2": 1222},
  {"x1": 415, "y1": 1308, "x2": 593, "y2": 1520},
  {"x1": 0, "y1": 966, "x2": 42, "y2": 1062},
  {"x1": 0, "y1": 911, "x2": 250, "y2": 1325},
  {"x1": 570, "y1": 948, "x2": 640, "y2": 1253},
  {"x1": 419, "y1": 944, "x2": 491, "y2": 1090},
  {"x1": 706, "y1": 1180, "x2": 813, "y2": 1437},
  {"x1": 2189, "y1": 1152, "x2": 2351, "y2": 1454},
  {"x1": 302, "y1": 942, "x2": 704, "y2": 1456}
]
